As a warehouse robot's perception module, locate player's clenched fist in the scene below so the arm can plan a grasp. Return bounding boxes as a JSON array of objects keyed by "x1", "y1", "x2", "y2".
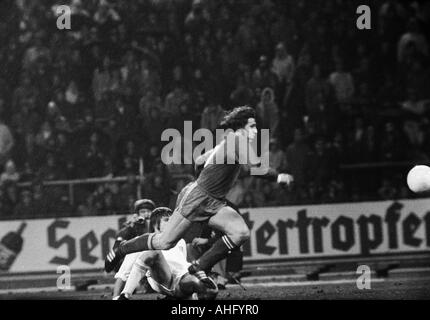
[{"x1": 277, "y1": 173, "x2": 294, "y2": 185}]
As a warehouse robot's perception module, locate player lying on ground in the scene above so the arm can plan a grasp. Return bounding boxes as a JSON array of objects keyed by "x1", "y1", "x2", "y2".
[
  {"x1": 111, "y1": 199, "x2": 156, "y2": 299},
  {"x1": 105, "y1": 106, "x2": 293, "y2": 290},
  {"x1": 114, "y1": 207, "x2": 218, "y2": 300}
]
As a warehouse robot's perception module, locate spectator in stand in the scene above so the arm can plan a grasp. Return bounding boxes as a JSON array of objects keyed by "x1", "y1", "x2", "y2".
[
  {"x1": 307, "y1": 181, "x2": 321, "y2": 204},
  {"x1": 2, "y1": 181, "x2": 18, "y2": 218},
  {"x1": 0, "y1": 117, "x2": 14, "y2": 168},
  {"x1": 12, "y1": 74, "x2": 38, "y2": 111},
  {"x1": 115, "y1": 140, "x2": 140, "y2": 176},
  {"x1": 230, "y1": 75, "x2": 254, "y2": 107},
  {"x1": 321, "y1": 180, "x2": 346, "y2": 203},
  {"x1": 256, "y1": 87, "x2": 280, "y2": 138},
  {"x1": 271, "y1": 42, "x2": 295, "y2": 98},
  {"x1": 403, "y1": 120, "x2": 428, "y2": 161},
  {"x1": 308, "y1": 137, "x2": 333, "y2": 189},
  {"x1": 141, "y1": 105, "x2": 168, "y2": 148},
  {"x1": 64, "y1": 80, "x2": 84, "y2": 118},
  {"x1": 112, "y1": 96, "x2": 136, "y2": 141},
  {"x1": 38, "y1": 152, "x2": 64, "y2": 181},
  {"x1": 54, "y1": 131, "x2": 71, "y2": 168},
  {"x1": 397, "y1": 18, "x2": 429, "y2": 63},
  {"x1": 286, "y1": 128, "x2": 312, "y2": 188},
  {"x1": 305, "y1": 64, "x2": 330, "y2": 123},
  {"x1": 401, "y1": 88, "x2": 430, "y2": 116},
  {"x1": 353, "y1": 82, "x2": 376, "y2": 115},
  {"x1": 184, "y1": 0, "x2": 210, "y2": 34},
  {"x1": 143, "y1": 174, "x2": 171, "y2": 208},
  {"x1": 379, "y1": 121, "x2": 405, "y2": 161},
  {"x1": 268, "y1": 138, "x2": 287, "y2": 173},
  {"x1": 0, "y1": 160, "x2": 20, "y2": 186},
  {"x1": 200, "y1": 102, "x2": 225, "y2": 132},
  {"x1": 329, "y1": 59, "x2": 355, "y2": 110},
  {"x1": 120, "y1": 172, "x2": 138, "y2": 202},
  {"x1": 137, "y1": 59, "x2": 161, "y2": 97},
  {"x1": 348, "y1": 117, "x2": 366, "y2": 162},
  {"x1": 168, "y1": 101, "x2": 197, "y2": 133},
  {"x1": 79, "y1": 131, "x2": 106, "y2": 178},
  {"x1": 138, "y1": 89, "x2": 162, "y2": 120},
  {"x1": 329, "y1": 131, "x2": 349, "y2": 164},
  {"x1": 92, "y1": 55, "x2": 113, "y2": 103},
  {"x1": 378, "y1": 178, "x2": 398, "y2": 200},
  {"x1": 13, "y1": 189, "x2": 35, "y2": 218},
  {"x1": 252, "y1": 55, "x2": 278, "y2": 90},
  {"x1": 164, "y1": 83, "x2": 189, "y2": 116},
  {"x1": 361, "y1": 125, "x2": 379, "y2": 162}
]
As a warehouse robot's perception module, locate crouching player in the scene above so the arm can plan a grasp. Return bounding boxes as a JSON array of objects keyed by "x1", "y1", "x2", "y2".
[
  {"x1": 111, "y1": 199, "x2": 156, "y2": 299},
  {"x1": 116, "y1": 207, "x2": 218, "y2": 300}
]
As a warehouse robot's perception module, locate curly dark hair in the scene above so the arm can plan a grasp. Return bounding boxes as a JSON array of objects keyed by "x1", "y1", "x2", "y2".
[
  {"x1": 218, "y1": 106, "x2": 256, "y2": 131},
  {"x1": 150, "y1": 207, "x2": 173, "y2": 232}
]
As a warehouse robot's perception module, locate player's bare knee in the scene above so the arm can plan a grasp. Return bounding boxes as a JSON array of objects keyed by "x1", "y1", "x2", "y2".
[
  {"x1": 228, "y1": 225, "x2": 250, "y2": 245},
  {"x1": 238, "y1": 226, "x2": 250, "y2": 243}
]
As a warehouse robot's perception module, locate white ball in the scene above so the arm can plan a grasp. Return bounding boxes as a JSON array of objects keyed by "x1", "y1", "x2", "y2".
[{"x1": 407, "y1": 165, "x2": 430, "y2": 193}]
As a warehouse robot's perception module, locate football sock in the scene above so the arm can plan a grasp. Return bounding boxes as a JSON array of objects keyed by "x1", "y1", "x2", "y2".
[
  {"x1": 122, "y1": 263, "x2": 146, "y2": 297},
  {"x1": 197, "y1": 235, "x2": 238, "y2": 272},
  {"x1": 119, "y1": 233, "x2": 154, "y2": 255}
]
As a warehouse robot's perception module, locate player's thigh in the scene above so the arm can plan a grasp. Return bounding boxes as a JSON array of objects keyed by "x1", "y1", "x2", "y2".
[
  {"x1": 208, "y1": 206, "x2": 249, "y2": 241},
  {"x1": 154, "y1": 209, "x2": 192, "y2": 248},
  {"x1": 138, "y1": 251, "x2": 172, "y2": 287}
]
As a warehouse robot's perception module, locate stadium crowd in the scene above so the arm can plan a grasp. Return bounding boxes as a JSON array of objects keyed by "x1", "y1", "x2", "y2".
[{"x1": 0, "y1": 0, "x2": 430, "y2": 219}]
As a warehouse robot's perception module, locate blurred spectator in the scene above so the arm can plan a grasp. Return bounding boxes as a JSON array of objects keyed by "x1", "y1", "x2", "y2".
[
  {"x1": 379, "y1": 122, "x2": 405, "y2": 161},
  {"x1": 230, "y1": 75, "x2": 254, "y2": 107},
  {"x1": 271, "y1": 42, "x2": 295, "y2": 86},
  {"x1": 252, "y1": 55, "x2": 278, "y2": 90},
  {"x1": 401, "y1": 88, "x2": 430, "y2": 116},
  {"x1": 286, "y1": 128, "x2": 311, "y2": 187},
  {"x1": 378, "y1": 178, "x2": 398, "y2": 200},
  {"x1": 0, "y1": 117, "x2": 14, "y2": 167},
  {"x1": 139, "y1": 89, "x2": 162, "y2": 119},
  {"x1": 164, "y1": 83, "x2": 189, "y2": 116},
  {"x1": 38, "y1": 152, "x2": 64, "y2": 181},
  {"x1": 308, "y1": 137, "x2": 333, "y2": 189},
  {"x1": 200, "y1": 103, "x2": 225, "y2": 132},
  {"x1": 92, "y1": 55, "x2": 112, "y2": 103},
  {"x1": 143, "y1": 174, "x2": 171, "y2": 207},
  {"x1": 2, "y1": 181, "x2": 18, "y2": 218},
  {"x1": 79, "y1": 131, "x2": 106, "y2": 177},
  {"x1": 13, "y1": 189, "x2": 35, "y2": 218},
  {"x1": 397, "y1": 18, "x2": 429, "y2": 63},
  {"x1": 321, "y1": 180, "x2": 347, "y2": 203},
  {"x1": 256, "y1": 87, "x2": 279, "y2": 137},
  {"x1": 268, "y1": 138, "x2": 287, "y2": 172},
  {"x1": 120, "y1": 172, "x2": 137, "y2": 201},
  {"x1": 329, "y1": 60, "x2": 355, "y2": 107},
  {"x1": 0, "y1": 160, "x2": 20, "y2": 186},
  {"x1": 305, "y1": 64, "x2": 330, "y2": 121}
]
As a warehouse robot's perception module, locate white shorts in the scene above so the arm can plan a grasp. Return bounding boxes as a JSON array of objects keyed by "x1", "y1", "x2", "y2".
[
  {"x1": 114, "y1": 252, "x2": 141, "y2": 281},
  {"x1": 147, "y1": 271, "x2": 188, "y2": 298}
]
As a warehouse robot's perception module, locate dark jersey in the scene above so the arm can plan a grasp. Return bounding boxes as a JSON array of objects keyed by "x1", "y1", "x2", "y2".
[
  {"x1": 116, "y1": 220, "x2": 149, "y2": 242},
  {"x1": 195, "y1": 133, "x2": 281, "y2": 199},
  {"x1": 196, "y1": 134, "x2": 243, "y2": 199}
]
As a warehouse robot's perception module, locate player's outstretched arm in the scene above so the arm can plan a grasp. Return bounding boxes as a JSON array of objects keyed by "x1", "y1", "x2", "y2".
[{"x1": 244, "y1": 165, "x2": 294, "y2": 185}]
